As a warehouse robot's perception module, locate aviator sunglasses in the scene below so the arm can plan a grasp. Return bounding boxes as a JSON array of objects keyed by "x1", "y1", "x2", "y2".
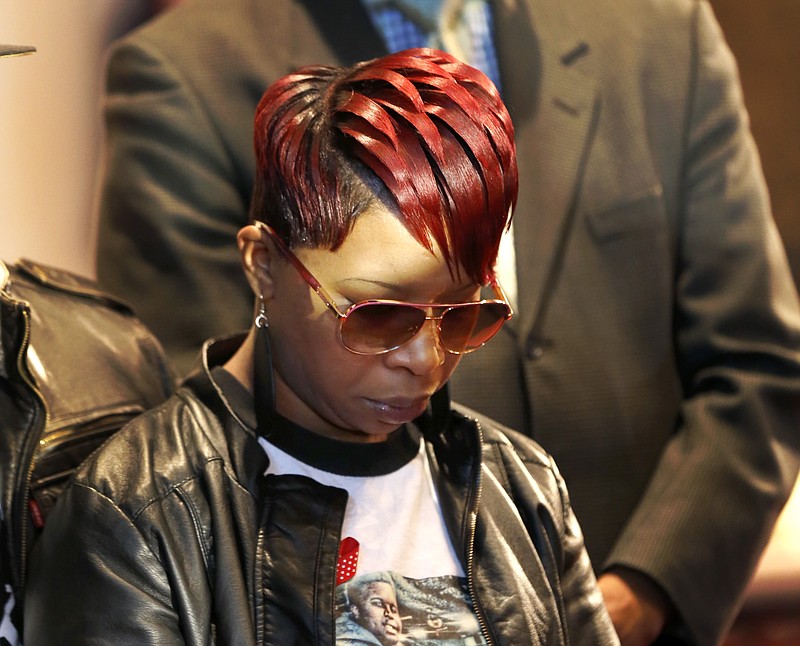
[{"x1": 255, "y1": 221, "x2": 513, "y2": 356}]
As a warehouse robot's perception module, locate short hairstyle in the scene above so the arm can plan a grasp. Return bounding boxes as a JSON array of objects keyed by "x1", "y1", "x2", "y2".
[{"x1": 250, "y1": 48, "x2": 518, "y2": 284}]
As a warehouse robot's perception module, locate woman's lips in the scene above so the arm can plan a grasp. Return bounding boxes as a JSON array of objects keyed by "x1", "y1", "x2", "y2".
[{"x1": 364, "y1": 396, "x2": 430, "y2": 424}]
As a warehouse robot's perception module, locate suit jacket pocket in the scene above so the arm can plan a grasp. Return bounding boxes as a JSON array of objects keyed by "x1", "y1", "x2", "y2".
[{"x1": 585, "y1": 184, "x2": 666, "y2": 241}]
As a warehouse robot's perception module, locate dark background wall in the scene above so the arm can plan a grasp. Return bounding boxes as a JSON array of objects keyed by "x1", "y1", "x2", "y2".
[{"x1": 711, "y1": 0, "x2": 800, "y2": 289}]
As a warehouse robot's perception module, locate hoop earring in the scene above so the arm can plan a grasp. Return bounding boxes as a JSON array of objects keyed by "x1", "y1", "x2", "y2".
[{"x1": 254, "y1": 296, "x2": 277, "y2": 434}]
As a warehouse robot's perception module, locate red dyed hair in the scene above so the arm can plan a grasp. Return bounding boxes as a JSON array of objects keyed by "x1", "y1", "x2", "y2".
[{"x1": 249, "y1": 48, "x2": 517, "y2": 284}]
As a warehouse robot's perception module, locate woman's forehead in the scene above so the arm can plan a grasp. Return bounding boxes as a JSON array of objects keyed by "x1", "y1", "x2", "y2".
[{"x1": 295, "y1": 206, "x2": 475, "y2": 295}]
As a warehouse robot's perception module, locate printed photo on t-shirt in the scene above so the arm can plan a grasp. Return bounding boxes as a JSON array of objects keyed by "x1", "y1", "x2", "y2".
[{"x1": 335, "y1": 572, "x2": 487, "y2": 645}]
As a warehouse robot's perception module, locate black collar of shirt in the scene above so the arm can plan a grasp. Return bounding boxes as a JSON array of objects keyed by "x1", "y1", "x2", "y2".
[{"x1": 211, "y1": 366, "x2": 420, "y2": 477}]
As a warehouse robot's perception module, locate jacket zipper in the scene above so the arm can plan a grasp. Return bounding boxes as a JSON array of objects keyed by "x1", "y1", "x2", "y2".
[
  {"x1": 14, "y1": 306, "x2": 49, "y2": 592},
  {"x1": 464, "y1": 418, "x2": 494, "y2": 646}
]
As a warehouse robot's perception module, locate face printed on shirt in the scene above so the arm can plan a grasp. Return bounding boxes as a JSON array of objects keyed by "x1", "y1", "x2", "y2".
[{"x1": 352, "y1": 581, "x2": 403, "y2": 645}]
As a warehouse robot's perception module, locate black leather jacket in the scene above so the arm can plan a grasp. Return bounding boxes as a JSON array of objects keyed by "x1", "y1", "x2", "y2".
[
  {"x1": 25, "y1": 339, "x2": 617, "y2": 645},
  {"x1": 0, "y1": 258, "x2": 174, "y2": 640}
]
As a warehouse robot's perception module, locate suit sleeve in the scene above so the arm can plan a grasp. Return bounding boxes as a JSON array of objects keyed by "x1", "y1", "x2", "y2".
[
  {"x1": 24, "y1": 483, "x2": 184, "y2": 645},
  {"x1": 605, "y1": 3, "x2": 800, "y2": 644},
  {"x1": 95, "y1": 38, "x2": 252, "y2": 375}
]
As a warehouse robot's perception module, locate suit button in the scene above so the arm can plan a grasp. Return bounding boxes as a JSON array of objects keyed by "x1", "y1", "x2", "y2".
[{"x1": 526, "y1": 336, "x2": 551, "y2": 360}]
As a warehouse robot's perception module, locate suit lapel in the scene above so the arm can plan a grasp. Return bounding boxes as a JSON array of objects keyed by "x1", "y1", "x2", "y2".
[{"x1": 494, "y1": 0, "x2": 599, "y2": 338}]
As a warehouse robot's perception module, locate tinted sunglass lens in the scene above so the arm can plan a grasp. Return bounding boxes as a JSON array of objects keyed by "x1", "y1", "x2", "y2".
[
  {"x1": 441, "y1": 303, "x2": 508, "y2": 352},
  {"x1": 342, "y1": 303, "x2": 426, "y2": 353}
]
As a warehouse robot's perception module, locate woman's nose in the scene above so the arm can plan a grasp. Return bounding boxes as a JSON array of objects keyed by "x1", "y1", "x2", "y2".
[{"x1": 386, "y1": 319, "x2": 445, "y2": 374}]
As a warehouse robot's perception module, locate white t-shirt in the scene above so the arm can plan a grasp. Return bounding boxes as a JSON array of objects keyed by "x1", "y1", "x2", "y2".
[{"x1": 258, "y1": 429, "x2": 486, "y2": 645}]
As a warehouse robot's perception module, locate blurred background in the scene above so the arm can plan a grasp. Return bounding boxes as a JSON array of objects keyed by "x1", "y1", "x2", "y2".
[
  {"x1": 1, "y1": 0, "x2": 798, "y2": 641},
  {"x1": 0, "y1": 0, "x2": 157, "y2": 276}
]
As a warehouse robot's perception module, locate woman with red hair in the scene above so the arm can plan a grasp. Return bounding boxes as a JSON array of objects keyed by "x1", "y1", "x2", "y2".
[{"x1": 25, "y1": 49, "x2": 617, "y2": 645}]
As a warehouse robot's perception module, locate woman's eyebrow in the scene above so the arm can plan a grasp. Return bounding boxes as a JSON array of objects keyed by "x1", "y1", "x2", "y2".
[{"x1": 338, "y1": 277, "x2": 401, "y2": 291}]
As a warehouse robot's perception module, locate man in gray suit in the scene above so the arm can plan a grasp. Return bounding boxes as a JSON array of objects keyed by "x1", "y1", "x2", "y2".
[{"x1": 94, "y1": 1, "x2": 800, "y2": 644}]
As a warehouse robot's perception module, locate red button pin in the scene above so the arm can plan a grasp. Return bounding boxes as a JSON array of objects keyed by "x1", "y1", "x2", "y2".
[{"x1": 336, "y1": 536, "x2": 360, "y2": 585}]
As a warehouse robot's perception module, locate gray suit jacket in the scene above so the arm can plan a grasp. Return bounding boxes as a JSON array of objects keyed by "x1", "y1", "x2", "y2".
[{"x1": 95, "y1": 1, "x2": 800, "y2": 643}]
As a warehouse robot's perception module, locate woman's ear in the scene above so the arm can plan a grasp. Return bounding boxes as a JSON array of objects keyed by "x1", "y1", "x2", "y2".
[{"x1": 237, "y1": 224, "x2": 275, "y2": 299}]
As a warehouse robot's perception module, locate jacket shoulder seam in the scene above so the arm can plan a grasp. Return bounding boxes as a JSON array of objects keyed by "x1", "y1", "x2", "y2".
[{"x1": 128, "y1": 455, "x2": 225, "y2": 520}]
